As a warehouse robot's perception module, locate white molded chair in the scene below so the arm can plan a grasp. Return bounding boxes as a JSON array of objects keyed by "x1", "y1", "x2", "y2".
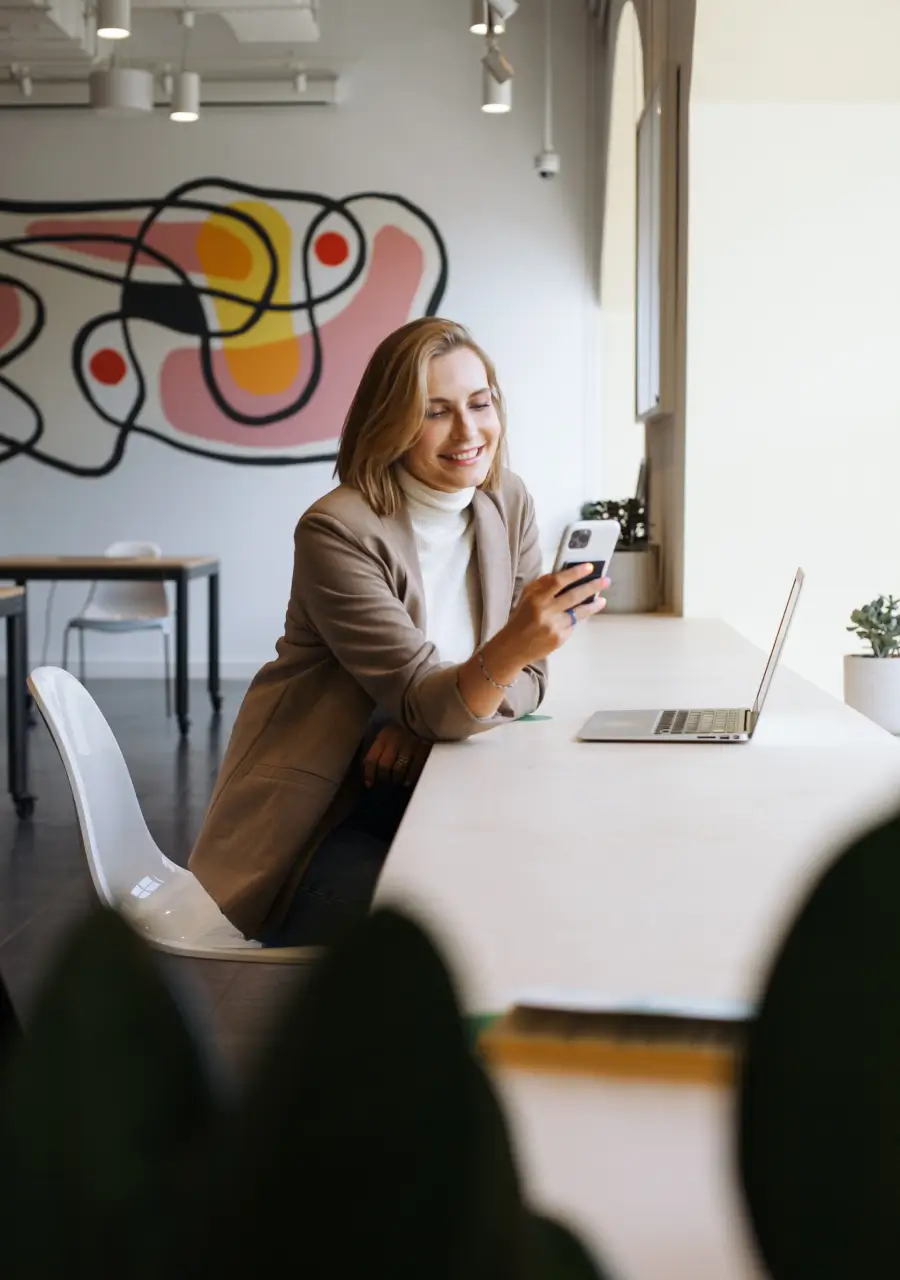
[
  {"x1": 28, "y1": 666, "x2": 314, "y2": 963},
  {"x1": 62, "y1": 541, "x2": 172, "y2": 717}
]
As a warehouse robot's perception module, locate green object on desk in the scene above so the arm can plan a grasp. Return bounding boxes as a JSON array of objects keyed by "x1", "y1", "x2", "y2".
[
  {"x1": 466, "y1": 1012, "x2": 501, "y2": 1050},
  {"x1": 519, "y1": 713, "x2": 552, "y2": 723}
]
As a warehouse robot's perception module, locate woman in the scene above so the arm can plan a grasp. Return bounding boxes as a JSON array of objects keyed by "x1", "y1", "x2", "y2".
[{"x1": 189, "y1": 318, "x2": 609, "y2": 945}]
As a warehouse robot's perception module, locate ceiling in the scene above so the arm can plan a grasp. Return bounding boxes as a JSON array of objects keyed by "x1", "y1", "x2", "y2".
[{"x1": 0, "y1": 0, "x2": 346, "y2": 104}]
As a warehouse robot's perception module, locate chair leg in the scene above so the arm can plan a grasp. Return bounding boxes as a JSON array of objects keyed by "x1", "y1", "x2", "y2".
[
  {"x1": 78, "y1": 628, "x2": 86, "y2": 683},
  {"x1": 162, "y1": 630, "x2": 172, "y2": 718},
  {"x1": 61, "y1": 624, "x2": 71, "y2": 672}
]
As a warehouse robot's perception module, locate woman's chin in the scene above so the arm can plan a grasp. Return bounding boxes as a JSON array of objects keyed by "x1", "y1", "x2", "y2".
[{"x1": 439, "y1": 457, "x2": 494, "y2": 489}]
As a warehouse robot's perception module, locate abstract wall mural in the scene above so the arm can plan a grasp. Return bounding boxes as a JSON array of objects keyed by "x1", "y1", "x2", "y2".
[{"x1": 0, "y1": 179, "x2": 448, "y2": 475}]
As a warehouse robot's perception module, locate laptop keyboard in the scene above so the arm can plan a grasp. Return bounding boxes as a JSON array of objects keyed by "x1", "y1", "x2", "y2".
[{"x1": 654, "y1": 709, "x2": 744, "y2": 737}]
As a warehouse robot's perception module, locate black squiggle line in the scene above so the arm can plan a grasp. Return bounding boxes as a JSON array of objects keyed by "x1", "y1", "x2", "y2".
[
  {"x1": 0, "y1": 183, "x2": 450, "y2": 474},
  {"x1": 0, "y1": 273, "x2": 45, "y2": 465}
]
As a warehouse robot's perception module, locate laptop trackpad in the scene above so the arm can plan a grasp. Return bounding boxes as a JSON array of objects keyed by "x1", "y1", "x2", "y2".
[{"x1": 578, "y1": 710, "x2": 660, "y2": 741}]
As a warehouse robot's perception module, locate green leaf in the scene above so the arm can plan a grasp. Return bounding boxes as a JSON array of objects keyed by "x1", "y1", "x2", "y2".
[
  {"x1": 738, "y1": 806, "x2": 900, "y2": 1277},
  {"x1": 200, "y1": 907, "x2": 488, "y2": 1280},
  {"x1": 529, "y1": 1214, "x2": 615, "y2": 1280},
  {"x1": 0, "y1": 907, "x2": 218, "y2": 1280}
]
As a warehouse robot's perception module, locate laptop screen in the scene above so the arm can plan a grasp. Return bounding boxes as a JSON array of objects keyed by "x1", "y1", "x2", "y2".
[{"x1": 752, "y1": 569, "x2": 805, "y2": 719}]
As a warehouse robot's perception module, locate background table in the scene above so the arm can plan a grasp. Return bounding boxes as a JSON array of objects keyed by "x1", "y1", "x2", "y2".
[
  {"x1": 0, "y1": 556, "x2": 221, "y2": 737},
  {"x1": 376, "y1": 616, "x2": 900, "y2": 1278},
  {"x1": 0, "y1": 588, "x2": 32, "y2": 818}
]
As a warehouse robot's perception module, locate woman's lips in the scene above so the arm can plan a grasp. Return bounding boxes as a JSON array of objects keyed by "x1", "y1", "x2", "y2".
[{"x1": 440, "y1": 444, "x2": 486, "y2": 466}]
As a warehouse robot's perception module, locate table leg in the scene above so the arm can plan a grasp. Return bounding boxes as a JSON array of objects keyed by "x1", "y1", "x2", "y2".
[
  {"x1": 16, "y1": 578, "x2": 36, "y2": 728},
  {"x1": 208, "y1": 571, "x2": 222, "y2": 714},
  {"x1": 7, "y1": 612, "x2": 34, "y2": 819},
  {"x1": 175, "y1": 575, "x2": 190, "y2": 736}
]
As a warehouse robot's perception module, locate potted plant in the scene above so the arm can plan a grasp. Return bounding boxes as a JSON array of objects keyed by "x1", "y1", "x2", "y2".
[
  {"x1": 580, "y1": 494, "x2": 659, "y2": 613},
  {"x1": 843, "y1": 595, "x2": 900, "y2": 733}
]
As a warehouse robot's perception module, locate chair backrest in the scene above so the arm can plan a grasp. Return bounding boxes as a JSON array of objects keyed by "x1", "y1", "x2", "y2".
[
  {"x1": 27, "y1": 666, "x2": 178, "y2": 905},
  {"x1": 84, "y1": 540, "x2": 169, "y2": 620}
]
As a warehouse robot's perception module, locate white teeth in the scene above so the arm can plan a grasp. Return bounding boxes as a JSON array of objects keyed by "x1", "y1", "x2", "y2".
[{"x1": 448, "y1": 447, "x2": 481, "y2": 461}]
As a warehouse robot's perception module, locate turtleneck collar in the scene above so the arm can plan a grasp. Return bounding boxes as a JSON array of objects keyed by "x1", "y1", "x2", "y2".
[{"x1": 396, "y1": 465, "x2": 476, "y2": 515}]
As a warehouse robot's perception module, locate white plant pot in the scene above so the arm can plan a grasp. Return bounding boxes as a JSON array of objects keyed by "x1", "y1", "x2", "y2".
[
  {"x1": 604, "y1": 545, "x2": 660, "y2": 614},
  {"x1": 843, "y1": 654, "x2": 900, "y2": 734}
]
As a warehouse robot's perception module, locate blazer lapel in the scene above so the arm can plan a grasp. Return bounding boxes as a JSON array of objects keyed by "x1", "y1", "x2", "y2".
[
  {"x1": 472, "y1": 490, "x2": 513, "y2": 646},
  {"x1": 380, "y1": 501, "x2": 428, "y2": 632}
]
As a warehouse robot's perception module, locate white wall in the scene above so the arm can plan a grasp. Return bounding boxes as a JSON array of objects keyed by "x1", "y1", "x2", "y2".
[
  {"x1": 686, "y1": 0, "x2": 900, "y2": 695},
  {"x1": 0, "y1": 0, "x2": 593, "y2": 676}
]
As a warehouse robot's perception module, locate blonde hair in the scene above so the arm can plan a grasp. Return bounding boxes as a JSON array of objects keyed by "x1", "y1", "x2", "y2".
[{"x1": 335, "y1": 317, "x2": 507, "y2": 517}]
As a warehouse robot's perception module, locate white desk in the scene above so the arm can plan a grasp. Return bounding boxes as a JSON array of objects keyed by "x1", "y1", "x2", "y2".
[{"x1": 376, "y1": 617, "x2": 900, "y2": 1280}]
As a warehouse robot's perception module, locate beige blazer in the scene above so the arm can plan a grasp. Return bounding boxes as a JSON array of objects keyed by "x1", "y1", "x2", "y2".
[{"x1": 188, "y1": 468, "x2": 547, "y2": 939}]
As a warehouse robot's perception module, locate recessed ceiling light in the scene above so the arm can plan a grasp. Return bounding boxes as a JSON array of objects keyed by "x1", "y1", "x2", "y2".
[
  {"x1": 482, "y1": 66, "x2": 511, "y2": 114},
  {"x1": 169, "y1": 69, "x2": 200, "y2": 122},
  {"x1": 470, "y1": 0, "x2": 505, "y2": 36},
  {"x1": 96, "y1": 0, "x2": 131, "y2": 40}
]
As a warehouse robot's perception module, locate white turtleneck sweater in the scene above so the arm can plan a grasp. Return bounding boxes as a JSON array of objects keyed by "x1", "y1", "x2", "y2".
[{"x1": 396, "y1": 467, "x2": 482, "y2": 665}]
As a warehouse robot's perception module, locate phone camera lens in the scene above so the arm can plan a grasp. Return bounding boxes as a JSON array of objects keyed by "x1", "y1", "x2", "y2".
[{"x1": 568, "y1": 529, "x2": 591, "y2": 550}]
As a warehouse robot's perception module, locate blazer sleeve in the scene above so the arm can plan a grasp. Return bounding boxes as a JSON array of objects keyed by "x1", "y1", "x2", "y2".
[
  {"x1": 504, "y1": 491, "x2": 548, "y2": 718},
  {"x1": 290, "y1": 506, "x2": 544, "y2": 742}
]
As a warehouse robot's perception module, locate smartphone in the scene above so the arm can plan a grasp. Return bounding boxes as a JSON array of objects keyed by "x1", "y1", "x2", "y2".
[{"x1": 553, "y1": 519, "x2": 620, "y2": 600}]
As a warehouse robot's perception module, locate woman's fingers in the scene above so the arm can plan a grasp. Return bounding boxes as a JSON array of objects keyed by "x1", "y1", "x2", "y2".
[
  {"x1": 572, "y1": 595, "x2": 608, "y2": 622},
  {"x1": 557, "y1": 576, "x2": 611, "y2": 610},
  {"x1": 364, "y1": 736, "x2": 398, "y2": 787},
  {"x1": 556, "y1": 592, "x2": 608, "y2": 635},
  {"x1": 525, "y1": 562, "x2": 596, "y2": 603},
  {"x1": 547, "y1": 563, "x2": 599, "y2": 591},
  {"x1": 365, "y1": 725, "x2": 428, "y2": 788}
]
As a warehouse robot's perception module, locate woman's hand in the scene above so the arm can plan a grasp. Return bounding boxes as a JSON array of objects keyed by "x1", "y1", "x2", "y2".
[
  {"x1": 495, "y1": 563, "x2": 610, "y2": 669},
  {"x1": 363, "y1": 723, "x2": 431, "y2": 789},
  {"x1": 455, "y1": 564, "x2": 609, "y2": 720}
]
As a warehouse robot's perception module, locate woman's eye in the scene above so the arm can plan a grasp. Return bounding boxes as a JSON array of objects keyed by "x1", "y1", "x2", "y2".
[
  {"x1": 472, "y1": 402, "x2": 492, "y2": 411},
  {"x1": 426, "y1": 409, "x2": 448, "y2": 419}
]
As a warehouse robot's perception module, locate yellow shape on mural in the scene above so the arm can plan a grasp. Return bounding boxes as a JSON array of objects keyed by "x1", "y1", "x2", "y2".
[{"x1": 196, "y1": 200, "x2": 299, "y2": 395}]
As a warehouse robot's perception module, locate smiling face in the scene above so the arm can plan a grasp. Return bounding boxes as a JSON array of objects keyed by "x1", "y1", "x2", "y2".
[{"x1": 403, "y1": 345, "x2": 502, "y2": 492}]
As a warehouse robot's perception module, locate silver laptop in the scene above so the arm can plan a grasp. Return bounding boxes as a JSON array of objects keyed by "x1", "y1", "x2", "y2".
[{"x1": 578, "y1": 568, "x2": 805, "y2": 744}]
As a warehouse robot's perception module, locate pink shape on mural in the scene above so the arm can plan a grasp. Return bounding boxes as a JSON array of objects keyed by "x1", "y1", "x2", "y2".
[
  {"x1": 159, "y1": 226, "x2": 425, "y2": 449},
  {"x1": 24, "y1": 219, "x2": 223, "y2": 276},
  {"x1": 0, "y1": 284, "x2": 21, "y2": 354}
]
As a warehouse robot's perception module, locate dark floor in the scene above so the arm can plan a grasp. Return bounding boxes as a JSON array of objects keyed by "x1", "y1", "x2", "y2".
[{"x1": 0, "y1": 679, "x2": 307, "y2": 1081}]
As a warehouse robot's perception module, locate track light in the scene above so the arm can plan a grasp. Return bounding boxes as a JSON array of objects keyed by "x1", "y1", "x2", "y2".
[
  {"x1": 482, "y1": 65, "x2": 511, "y2": 113},
  {"x1": 470, "y1": 0, "x2": 505, "y2": 35},
  {"x1": 482, "y1": 43, "x2": 514, "y2": 84},
  {"x1": 89, "y1": 66, "x2": 154, "y2": 115},
  {"x1": 489, "y1": 0, "x2": 519, "y2": 20},
  {"x1": 170, "y1": 69, "x2": 200, "y2": 121},
  {"x1": 96, "y1": 0, "x2": 131, "y2": 40}
]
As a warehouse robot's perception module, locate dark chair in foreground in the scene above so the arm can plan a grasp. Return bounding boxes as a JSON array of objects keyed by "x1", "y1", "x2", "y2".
[{"x1": 738, "y1": 805, "x2": 900, "y2": 1277}]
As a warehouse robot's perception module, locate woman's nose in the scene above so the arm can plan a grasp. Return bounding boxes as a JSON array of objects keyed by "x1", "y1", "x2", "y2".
[{"x1": 450, "y1": 409, "x2": 477, "y2": 438}]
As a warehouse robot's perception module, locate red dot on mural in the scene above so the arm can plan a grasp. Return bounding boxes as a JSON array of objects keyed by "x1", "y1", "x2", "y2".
[
  {"x1": 89, "y1": 348, "x2": 128, "y2": 386},
  {"x1": 314, "y1": 231, "x2": 350, "y2": 267}
]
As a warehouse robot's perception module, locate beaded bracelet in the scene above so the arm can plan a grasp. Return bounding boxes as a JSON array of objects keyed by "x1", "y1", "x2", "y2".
[{"x1": 477, "y1": 648, "x2": 519, "y2": 692}]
